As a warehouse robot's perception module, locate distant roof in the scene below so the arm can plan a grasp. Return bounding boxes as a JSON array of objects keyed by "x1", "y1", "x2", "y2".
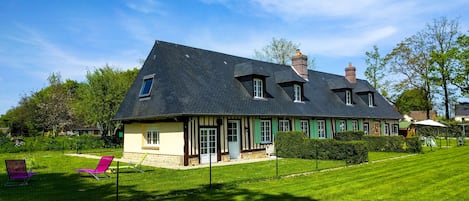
[
  {"x1": 455, "y1": 102, "x2": 469, "y2": 116},
  {"x1": 114, "y1": 40, "x2": 402, "y2": 121}
]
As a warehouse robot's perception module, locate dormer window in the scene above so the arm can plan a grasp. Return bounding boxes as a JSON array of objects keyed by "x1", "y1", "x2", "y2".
[
  {"x1": 368, "y1": 92, "x2": 374, "y2": 107},
  {"x1": 294, "y1": 84, "x2": 302, "y2": 102},
  {"x1": 345, "y1": 90, "x2": 352, "y2": 105},
  {"x1": 140, "y1": 74, "x2": 155, "y2": 98},
  {"x1": 253, "y1": 78, "x2": 264, "y2": 98}
]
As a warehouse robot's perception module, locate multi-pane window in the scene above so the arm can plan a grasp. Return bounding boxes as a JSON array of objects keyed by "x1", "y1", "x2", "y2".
[
  {"x1": 260, "y1": 120, "x2": 272, "y2": 144},
  {"x1": 279, "y1": 120, "x2": 290, "y2": 132},
  {"x1": 300, "y1": 120, "x2": 309, "y2": 136},
  {"x1": 294, "y1": 84, "x2": 302, "y2": 102},
  {"x1": 393, "y1": 124, "x2": 399, "y2": 135},
  {"x1": 227, "y1": 121, "x2": 238, "y2": 142},
  {"x1": 318, "y1": 120, "x2": 326, "y2": 138},
  {"x1": 363, "y1": 123, "x2": 369, "y2": 135},
  {"x1": 345, "y1": 90, "x2": 352, "y2": 105},
  {"x1": 352, "y1": 120, "x2": 358, "y2": 131},
  {"x1": 384, "y1": 123, "x2": 390, "y2": 136},
  {"x1": 253, "y1": 78, "x2": 263, "y2": 98},
  {"x1": 368, "y1": 93, "x2": 374, "y2": 107},
  {"x1": 339, "y1": 120, "x2": 346, "y2": 132},
  {"x1": 145, "y1": 129, "x2": 160, "y2": 145}
]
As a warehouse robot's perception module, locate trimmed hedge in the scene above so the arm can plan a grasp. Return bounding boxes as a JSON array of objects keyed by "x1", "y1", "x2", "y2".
[
  {"x1": 334, "y1": 131, "x2": 364, "y2": 141},
  {"x1": 276, "y1": 131, "x2": 368, "y2": 165},
  {"x1": 364, "y1": 136, "x2": 422, "y2": 153},
  {"x1": 0, "y1": 134, "x2": 106, "y2": 153}
]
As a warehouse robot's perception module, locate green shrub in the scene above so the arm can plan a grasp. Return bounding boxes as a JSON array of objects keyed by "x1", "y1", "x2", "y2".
[
  {"x1": 334, "y1": 131, "x2": 365, "y2": 141},
  {"x1": 404, "y1": 137, "x2": 422, "y2": 153},
  {"x1": 276, "y1": 131, "x2": 309, "y2": 158},
  {"x1": 276, "y1": 131, "x2": 368, "y2": 165}
]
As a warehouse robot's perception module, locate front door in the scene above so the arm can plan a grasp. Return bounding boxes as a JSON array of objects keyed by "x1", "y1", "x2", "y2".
[
  {"x1": 200, "y1": 128, "x2": 217, "y2": 164},
  {"x1": 228, "y1": 120, "x2": 241, "y2": 159}
]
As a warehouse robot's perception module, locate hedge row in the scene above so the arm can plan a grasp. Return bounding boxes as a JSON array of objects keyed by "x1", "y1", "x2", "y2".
[
  {"x1": 0, "y1": 134, "x2": 110, "y2": 153},
  {"x1": 276, "y1": 131, "x2": 368, "y2": 165},
  {"x1": 334, "y1": 131, "x2": 422, "y2": 153}
]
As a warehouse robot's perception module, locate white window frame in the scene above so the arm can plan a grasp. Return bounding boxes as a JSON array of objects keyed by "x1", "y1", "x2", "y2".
[
  {"x1": 352, "y1": 120, "x2": 358, "y2": 131},
  {"x1": 339, "y1": 120, "x2": 346, "y2": 132},
  {"x1": 294, "y1": 84, "x2": 302, "y2": 102},
  {"x1": 384, "y1": 123, "x2": 390, "y2": 136},
  {"x1": 368, "y1": 93, "x2": 374, "y2": 107},
  {"x1": 363, "y1": 123, "x2": 369, "y2": 135},
  {"x1": 300, "y1": 120, "x2": 309, "y2": 136},
  {"x1": 253, "y1": 78, "x2": 263, "y2": 98},
  {"x1": 345, "y1": 90, "x2": 352, "y2": 105},
  {"x1": 260, "y1": 120, "x2": 272, "y2": 144},
  {"x1": 145, "y1": 128, "x2": 160, "y2": 146},
  {"x1": 393, "y1": 124, "x2": 399, "y2": 135},
  {"x1": 318, "y1": 120, "x2": 326, "y2": 138},
  {"x1": 279, "y1": 119, "x2": 290, "y2": 132}
]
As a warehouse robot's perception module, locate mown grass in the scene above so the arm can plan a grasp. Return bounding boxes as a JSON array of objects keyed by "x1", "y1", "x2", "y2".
[{"x1": 0, "y1": 144, "x2": 467, "y2": 201}]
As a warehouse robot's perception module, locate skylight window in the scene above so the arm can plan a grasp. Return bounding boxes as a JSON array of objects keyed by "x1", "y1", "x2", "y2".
[{"x1": 140, "y1": 74, "x2": 155, "y2": 98}]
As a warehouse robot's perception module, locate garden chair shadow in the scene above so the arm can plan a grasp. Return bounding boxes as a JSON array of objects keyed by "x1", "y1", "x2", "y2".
[
  {"x1": 77, "y1": 156, "x2": 114, "y2": 180},
  {"x1": 5, "y1": 159, "x2": 37, "y2": 186},
  {"x1": 109, "y1": 153, "x2": 147, "y2": 173}
]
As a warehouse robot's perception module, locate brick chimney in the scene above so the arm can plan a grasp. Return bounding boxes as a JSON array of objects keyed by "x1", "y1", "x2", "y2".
[
  {"x1": 345, "y1": 63, "x2": 356, "y2": 83},
  {"x1": 291, "y1": 49, "x2": 308, "y2": 81}
]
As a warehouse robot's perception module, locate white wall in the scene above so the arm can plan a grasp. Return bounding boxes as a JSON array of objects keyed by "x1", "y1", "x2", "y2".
[{"x1": 123, "y1": 122, "x2": 184, "y2": 155}]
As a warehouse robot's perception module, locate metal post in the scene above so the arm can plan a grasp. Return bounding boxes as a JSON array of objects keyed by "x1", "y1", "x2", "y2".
[
  {"x1": 315, "y1": 141, "x2": 318, "y2": 171},
  {"x1": 116, "y1": 161, "x2": 119, "y2": 201},
  {"x1": 209, "y1": 149, "x2": 212, "y2": 189},
  {"x1": 275, "y1": 145, "x2": 278, "y2": 178}
]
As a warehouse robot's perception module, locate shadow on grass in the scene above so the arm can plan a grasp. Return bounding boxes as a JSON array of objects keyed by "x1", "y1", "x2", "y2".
[
  {"x1": 149, "y1": 183, "x2": 319, "y2": 201},
  {"x1": 0, "y1": 172, "x2": 155, "y2": 201}
]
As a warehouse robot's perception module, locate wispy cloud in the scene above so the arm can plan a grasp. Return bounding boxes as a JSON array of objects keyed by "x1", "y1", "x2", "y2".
[{"x1": 125, "y1": 0, "x2": 167, "y2": 15}]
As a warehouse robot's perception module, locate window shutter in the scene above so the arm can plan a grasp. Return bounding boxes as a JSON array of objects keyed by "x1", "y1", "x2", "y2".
[
  {"x1": 272, "y1": 117, "x2": 278, "y2": 139},
  {"x1": 294, "y1": 118, "x2": 301, "y2": 131},
  {"x1": 254, "y1": 118, "x2": 261, "y2": 144},
  {"x1": 310, "y1": 119, "x2": 318, "y2": 139}
]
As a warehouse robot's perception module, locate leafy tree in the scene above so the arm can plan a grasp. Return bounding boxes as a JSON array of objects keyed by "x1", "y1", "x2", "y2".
[
  {"x1": 426, "y1": 17, "x2": 461, "y2": 120},
  {"x1": 75, "y1": 65, "x2": 139, "y2": 136},
  {"x1": 35, "y1": 73, "x2": 77, "y2": 135},
  {"x1": 395, "y1": 88, "x2": 432, "y2": 114},
  {"x1": 255, "y1": 37, "x2": 299, "y2": 65},
  {"x1": 385, "y1": 33, "x2": 434, "y2": 119},
  {"x1": 452, "y1": 34, "x2": 469, "y2": 96},
  {"x1": 364, "y1": 45, "x2": 389, "y2": 97}
]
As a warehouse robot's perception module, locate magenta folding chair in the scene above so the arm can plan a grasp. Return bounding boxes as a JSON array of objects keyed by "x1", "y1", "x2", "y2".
[
  {"x1": 77, "y1": 156, "x2": 114, "y2": 180},
  {"x1": 5, "y1": 159, "x2": 37, "y2": 186}
]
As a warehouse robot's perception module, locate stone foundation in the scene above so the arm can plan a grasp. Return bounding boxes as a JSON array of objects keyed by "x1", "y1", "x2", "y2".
[
  {"x1": 123, "y1": 149, "x2": 267, "y2": 167},
  {"x1": 122, "y1": 152, "x2": 183, "y2": 167}
]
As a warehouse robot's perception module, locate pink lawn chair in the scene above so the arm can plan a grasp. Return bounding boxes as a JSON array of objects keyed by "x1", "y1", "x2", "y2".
[
  {"x1": 5, "y1": 159, "x2": 37, "y2": 186},
  {"x1": 77, "y1": 156, "x2": 114, "y2": 180}
]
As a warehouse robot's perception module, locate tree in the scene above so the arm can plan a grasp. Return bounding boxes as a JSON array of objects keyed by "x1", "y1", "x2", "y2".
[
  {"x1": 452, "y1": 34, "x2": 469, "y2": 96},
  {"x1": 75, "y1": 65, "x2": 139, "y2": 136},
  {"x1": 395, "y1": 88, "x2": 432, "y2": 114},
  {"x1": 385, "y1": 33, "x2": 434, "y2": 118},
  {"x1": 364, "y1": 45, "x2": 389, "y2": 97},
  {"x1": 426, "y1": 17, "x2": 461, "y2": 120},
  {"x1": 255, "y1": 37, "x2": 299, "y2": 65}
]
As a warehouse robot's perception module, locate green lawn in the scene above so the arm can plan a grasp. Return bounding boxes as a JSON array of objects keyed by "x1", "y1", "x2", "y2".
[{"x1": 1, "y1": 145, "x2": 468, "y2": 201}]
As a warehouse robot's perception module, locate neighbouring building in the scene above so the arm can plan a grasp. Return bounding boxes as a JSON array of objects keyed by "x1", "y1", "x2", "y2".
[
  {"x1": 114, "y1": 41, "x2": 402, "y2": 167},
  {"x1": 455, "y1": 102, "x2": 469, "y2": 122}
]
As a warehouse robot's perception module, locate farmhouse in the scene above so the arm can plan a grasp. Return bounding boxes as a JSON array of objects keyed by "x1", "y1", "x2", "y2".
[{"x1": 114, "y1": 40, "x2": 402, "y2": 166}]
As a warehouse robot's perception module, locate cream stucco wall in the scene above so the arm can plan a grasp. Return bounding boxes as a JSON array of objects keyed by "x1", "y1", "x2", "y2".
[{"x1": 123, "y1": 122, "x2": 184, "y2": 156}]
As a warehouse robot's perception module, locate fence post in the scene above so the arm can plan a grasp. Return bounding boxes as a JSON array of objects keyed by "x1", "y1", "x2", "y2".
[{"x1": 116, "y1": 161, "x2": 119, "y2": 201}]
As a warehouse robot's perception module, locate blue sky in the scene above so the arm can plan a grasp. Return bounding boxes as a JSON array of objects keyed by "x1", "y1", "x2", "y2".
[{"x1": 1, "y1": 0, "x2": 468, "y2": 115}]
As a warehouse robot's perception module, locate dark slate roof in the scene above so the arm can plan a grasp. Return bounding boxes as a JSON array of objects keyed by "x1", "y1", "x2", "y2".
[
  {"x1": 455, "y1": 103, "x2": 469, "y2": 116},
  {"x1": 114, "y1": 40, "x2": 402, "y2": 121}
]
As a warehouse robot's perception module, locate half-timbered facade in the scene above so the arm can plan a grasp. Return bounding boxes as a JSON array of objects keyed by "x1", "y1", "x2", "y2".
[{"x1": 114, "y1": 41, "x2": 402, "y2": 166}]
